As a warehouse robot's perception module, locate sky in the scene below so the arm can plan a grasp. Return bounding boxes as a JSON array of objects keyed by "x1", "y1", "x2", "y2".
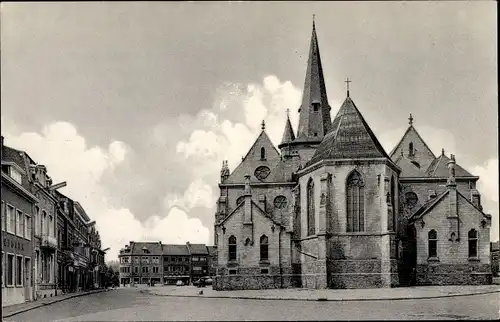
[{"x1": 1, "y1": 2, "x2": 497, "y2": 261}]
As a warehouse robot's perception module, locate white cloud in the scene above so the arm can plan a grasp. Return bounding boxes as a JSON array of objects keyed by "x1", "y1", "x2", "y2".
[
  {"x1": 474, "y1": 158, "x2": 499, "y2": 242},
  {"x1": 2, "y1": 121, "x2": 210, "y2": 261},
  {"x1": 164, "y1": 179, "x2": 216, "y2": 211}
]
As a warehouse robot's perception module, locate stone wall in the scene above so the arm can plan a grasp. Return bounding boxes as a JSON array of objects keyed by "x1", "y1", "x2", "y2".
[
  {"x1": 416, "y1": 263, "x2": 492, "y2": 285},
  {"x1": 214, "y1": 266, "x2": 297, "y2": 290},
  {"x1": 327, "y1": 259, "x2": 399, "y2": 289}
]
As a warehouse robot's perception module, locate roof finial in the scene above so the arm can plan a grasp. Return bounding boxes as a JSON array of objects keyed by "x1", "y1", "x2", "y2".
[
  {"x1": 286, "y1": 108, "x2": 290, "y2": 118},
  {"x1": 409, "y1": 113, "x2": 413, "y2": 126},
  {"x1": 442, "y1": 148, "x2": 445, "y2": 156},
  {"x1": 313, "y1": 14, "x2": 316, "y2": 28},
  {"x1": 261, "y1": 120, "x2": 266, "y2": 131},
  {"x1": 345, "y1": 77, "x2": 351, "y2": 97}
]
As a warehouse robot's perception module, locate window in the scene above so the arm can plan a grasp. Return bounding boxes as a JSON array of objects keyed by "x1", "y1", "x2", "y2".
[
  {"x1": 346, "y1": 171, "x2": 365, "y2": 232},
  {"x1": 260, "y1": 147, "x2": 266, "y2": 160},
  {"x1": 260, "y1": 235, "x2": 269, "y2": 261},
  {"x1": 134, "y1": 266, "x2": 139, "y2": 273},
  {"x1": 200, "y1": 257, "x2": 206, "y2": 262},
  {"x1": 390, "y1": 177, "x2": 396, "y2": 231},
  {"x1": 48, "y1": 215, "x2": 53, "y2": 237},
  {"x1": 153, "y1": 267, "x2": 159, "y2": 273},
  {"x1": 142, "y1": 266, "x2": 149, "y2": 273},
  {"x1": 307, "y1": 179, "x2": 315, "y2": 236},
  {"x1": 260, "y1": 268, "x2": 269, "y2": 274},
  {"x1": 468, "y1": 229, "x2": 478, "y2": 258},
  {"x1": 16, "y1": 255, "x2": 23, "y2": 286},
  {"x1": 10, "y1": 167, "x2": 22, "y2": 184},
  {"x1": 428, "y1": 230, "x2": 438, "y2": 258},
  {"x1": 7, "y1": 254, "x2": 14, "y2": 286},
  {"x1": 1, "y1": 252, "x2": 4, "y2": 286},
  {"x1": 312, "y1": 102, "x2": 320, "y2": 112},
  {"x1": 409, "y1": 142, "x2": 414, "y2": 156},
  {"x1": 25, "y1": 215, "x2": 31, "y2": 240},
  {"x1": 229, "y1": 269, "x2": 237, "y2": 275},
  {"x1": 7, "y1": 205, "x2": 15, "y2": 234},
  {"x1": 273, "y1": 196, "x2": 288, "y2": 209},
  {"x1": 192, "y1": 256, "x2": 199, "y2": 262},
  {"x1": 228, "y1": 235, "x2": 237, "y2": 261},
  {"x1": 42, "y1": 211, "x2": 47, "y2": 236},
  {"x1": 17, "y1": 210, "x2": 24, "y2": 238}
]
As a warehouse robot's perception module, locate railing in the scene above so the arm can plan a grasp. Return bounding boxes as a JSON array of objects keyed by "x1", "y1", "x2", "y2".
[{"x1": 40, "y1": 234, "x2": 58, "y2": 250}]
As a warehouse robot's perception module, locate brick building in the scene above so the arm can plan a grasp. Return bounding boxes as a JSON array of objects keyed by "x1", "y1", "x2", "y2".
[
  {"x1": 118, "y1": 241, "x2": 163, "y2": 286},
  {"x1": 187, "y1": 242, "x2": 210, "y2": 282},
  {"x1": 491, "y1": 242, "x2": 499, "y2": 277},
  {"x1": 213, "y1": 21, "x2": 493, "y2": 290},
  {"x1": 162, "y1": 244, "x2": 190, "y2": 285},
  {"x1": 1, "y1": 137, "x2": 37, "y2": 306}
]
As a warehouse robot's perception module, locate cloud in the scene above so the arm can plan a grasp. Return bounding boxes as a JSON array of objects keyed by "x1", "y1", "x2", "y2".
[{"x1": 2, "y1": 121, "x2": 210, "y2": 260}]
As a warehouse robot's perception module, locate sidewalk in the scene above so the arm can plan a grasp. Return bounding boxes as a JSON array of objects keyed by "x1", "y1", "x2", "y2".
[
  {"x1": 2, "y1": 289, "x2": 109, "y2": 318},
  {"x1": 143, "y1": 284, "x2": 500, "y2": 302}
]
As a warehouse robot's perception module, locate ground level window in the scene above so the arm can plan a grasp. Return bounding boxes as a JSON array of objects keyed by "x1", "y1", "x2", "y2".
[
  {"x1": 16, "y1": 255, "x2": 23, "y2": 286},
  {"x1": 260, "y1": 268, "x2": 269, "y2": 274},
  {"x1": 228, "y1": 269, "x2": 237, "y2": 275}
]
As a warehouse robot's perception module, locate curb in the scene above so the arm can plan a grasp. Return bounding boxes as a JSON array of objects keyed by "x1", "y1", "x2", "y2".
[
  {"x1": 142, "y1": 289, "x2": 500, "y2": 302},
  {"x1": 3, "y1": 289, "x2": 110, "y2": 318}
]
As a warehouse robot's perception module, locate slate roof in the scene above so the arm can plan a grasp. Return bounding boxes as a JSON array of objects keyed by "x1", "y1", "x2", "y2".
[
  {"x1": 278, "y1": 116, "x2": 296, "y2": 148},
  {"x1": 131, "y1": 242, "x2": 163, "y2": 255},
  {"x1": 162, "y1": 244, "x2": 190, "y2": 256},
  {"x1": 2, "y1": 145, "x2": 33, "y2": 191},
  {"x1": 295, "y1": 21, "x2": 332, "y2": 142},
  {"x1": 389, "y1": 125, "x2": 437, "y2": 159},
  {"x1": 308, "y1": 97, "x2": 390, "y2": 165},
  {"x1": 187, "y1": 243, "x2": 208, "y2": 255},
  {"x1": 206, "y1": 246, "x2": 216, "y2": 256},
  {"x1": 393, "y1": 154, "x2": 429, "y2": 177},
  {"x1": 425, "y1": 153, "x2": 474, "y2": 178}
]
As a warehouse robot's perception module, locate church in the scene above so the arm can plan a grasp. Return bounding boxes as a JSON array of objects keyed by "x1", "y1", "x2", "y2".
[{"x1": 212, "y1": 21, "x2": 493, "y2": 290}]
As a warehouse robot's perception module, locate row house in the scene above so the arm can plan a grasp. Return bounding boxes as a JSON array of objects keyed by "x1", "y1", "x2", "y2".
[
  {"x1": 1, "y1": 137, "x2": 37, "y2": 307},
  {"x1": 1, "y1": 135, "x2": 107, "y2": 307},
  {"x1": 186, "y1": 242, "x2": 210, "y2": 282},
  {"x1": 118, "y1": 241, "x2": 216, "y2": 287},
  {"x1": 118, "y1": 241, "x2": 163, "y2": 286},
  {"x1": 162, "y1": 244, "x2": 190, "y2": 285}
]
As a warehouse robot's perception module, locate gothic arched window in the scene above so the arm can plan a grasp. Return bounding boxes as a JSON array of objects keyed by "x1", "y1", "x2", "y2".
[
  {"x1": 307, "y1": 179, "x2": 315, "y2": 236},
  {"x1": 346, "y1": 171, "x2": 365, "y2": 232},
  {"x1": 468, "y1": 229, "x2": 478, "y2": 258},
  {"x1": 428, "y1": 230, "x2": 437, "y2": 258},
  {"x1": 409, "y1": 142, "x2": 414, "y2": 156},
  {"x1": 260, "y1": 147, "x2": 266, "y2": 160},
  {"x1": 260, "y1": 235, "x2": 269, "y2": 261},
  {"x1": 228, "y1": 235, "x2": 237, "y2": 261}
]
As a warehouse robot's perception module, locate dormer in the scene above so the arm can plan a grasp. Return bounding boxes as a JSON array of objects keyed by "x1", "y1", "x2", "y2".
[
  {"x1": 2, "y1": 161, "x2": 25, "y2": 185},
  {"x1": 34, "y1": 164, "x2": 48, "y2": 187}
]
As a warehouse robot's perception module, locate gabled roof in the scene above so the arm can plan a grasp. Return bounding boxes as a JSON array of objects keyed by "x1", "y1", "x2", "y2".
[
  {"x1": 278, "y1": 115, "x2": 296, "y2": 148},
  {"x1": 295, "y1": 21, "x2": 332, "y2": 142},
  {"x1": 218, "y1": 198, "x2": 283, "y2": 227},
  {"x1": 425, "y1": 153, "x2": 474, "y2": 178},
  {"x1": 389, "y1": 125, "x2": 436, "y2": 159},
  {"x1": 223, "y1": 130, "x2": 282, "y2": 184},
  {"x1": 162, "y1": 244, "x2": 189, "y2": 256},
  {"x1": 393, "y1": 154, "x2": 429, "y2": 177},
  {"x1": 307, "y1": 96, "x2": 390, "y2": 165},
  {"x1": 410, "y1": 189, "x2": 490, "y2": 222},
  {"x1": 1, "y1": 145, "x2": 32, "y2": 191},
  {"x1": 131, "y1": 242, "x2": 163, "y2": 255},
  {"x1": 187, "y1": 243, "x2": 208, "y2": 255},
  {"x1": 206, "y1": 246, "x2": 216, "y2": 256}
]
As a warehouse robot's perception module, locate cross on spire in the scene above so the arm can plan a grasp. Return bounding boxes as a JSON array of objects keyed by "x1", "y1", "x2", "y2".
[
  {"x1": 286, "y1": 108, "x2": 290, "y2": 117},
  {"x1": 313, "y1": 14, "x2": 316, "y2": 26},
  {"x1": 409, "y1": 113, "x2": 413, "y2": 125},
  {"x1": 345, "y1": 77, "x2": 352, "y2": 97},
  {"x1": 261, "y1": 120, "x2": 266, "y2": 131}
]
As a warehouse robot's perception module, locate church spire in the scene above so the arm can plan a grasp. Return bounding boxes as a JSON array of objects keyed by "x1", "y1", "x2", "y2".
[
  {"x1": 296, "y1": 17, "x2": 332, "y2": 142},
  {"x1": 278, "y1": 109, "x2": 296, "y2": 149}
]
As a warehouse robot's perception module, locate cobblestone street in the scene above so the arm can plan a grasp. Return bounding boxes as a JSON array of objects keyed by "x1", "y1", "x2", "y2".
[{"x1": 4, "y1": 287, "x2": 499, "y2": 321}]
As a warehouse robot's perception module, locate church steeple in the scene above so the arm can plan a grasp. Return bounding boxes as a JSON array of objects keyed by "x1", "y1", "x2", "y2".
[
  {"x1": 296, "y1": 18, "x2": 332, "y2": 142},
  {"x1": 278, "y1": 109, "x2": 296, "y2": 149}
]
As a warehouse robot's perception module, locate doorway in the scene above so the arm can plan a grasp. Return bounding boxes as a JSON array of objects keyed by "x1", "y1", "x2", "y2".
[{"x1": 24, "y1": 257, "x2": 31, "y2": 301}]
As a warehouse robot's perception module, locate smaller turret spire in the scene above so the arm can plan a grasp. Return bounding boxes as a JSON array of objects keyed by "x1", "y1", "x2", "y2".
[
  {"x1": 447, "y1": 154, "x2": 457, "y2": 186},
  {"x1": 278, "y1": 109, "x2": 296, "y2": 149}
]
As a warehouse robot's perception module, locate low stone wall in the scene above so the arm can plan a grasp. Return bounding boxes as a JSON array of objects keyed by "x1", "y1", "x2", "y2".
[
  {"x1": 214, "y1": 265, "x2": 298, "y2": 291},
  {"x1": 327, "y1": 259, "x2": 399, "y2": 289},
  {"x1": 416, "y1": 263, "x2": 492, "y2": 285}
]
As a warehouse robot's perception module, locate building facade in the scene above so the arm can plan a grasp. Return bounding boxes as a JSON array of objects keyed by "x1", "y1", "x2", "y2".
[
  {"x1": 162, "y1": 244, "x2": 190, "y2": 285},
  {"x1": 1, "y1": 138, "x2": 37, "y2": 306},
  {"x1": 213, "y1": 22, "x2": 493, "y2": 290},
  {"x1": 118, "y1": 241, "x2": 163, "y2": 286},
  {"x1": 187, "y1": 242, "x2": 210, "y2": 282}
]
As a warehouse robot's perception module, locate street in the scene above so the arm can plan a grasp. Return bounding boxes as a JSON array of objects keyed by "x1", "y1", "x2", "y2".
[{"x1": 4, "y1": 288, "x2": 499, "y2": 321}]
